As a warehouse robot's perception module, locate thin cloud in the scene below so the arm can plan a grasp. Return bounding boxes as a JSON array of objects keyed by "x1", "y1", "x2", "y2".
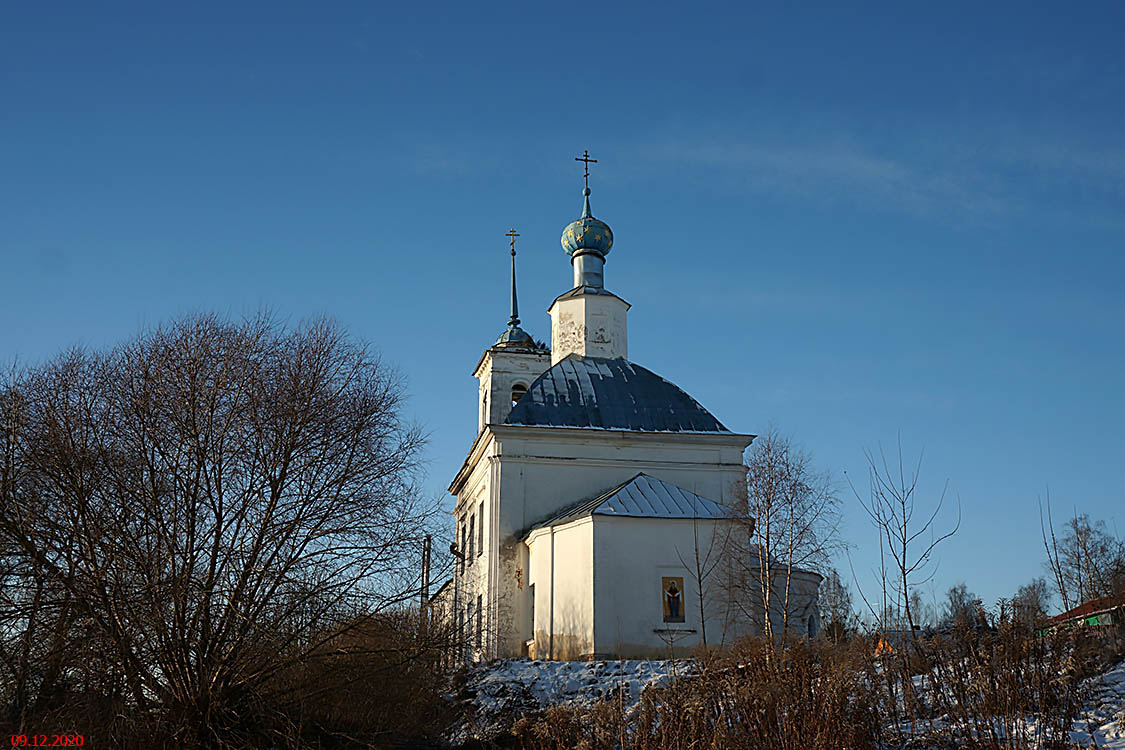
[
  {"x1": 643, "y1": 137, "x2": 1015, "y2": 220},
  {"x1": 637, "y1": 128, "x2": 1125, "y2": 228}
]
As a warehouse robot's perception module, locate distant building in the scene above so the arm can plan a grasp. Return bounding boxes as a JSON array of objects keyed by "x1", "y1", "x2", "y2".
[
  {"x1": 1044, "y1": 589, "x2": 1124, "y2": 637},
  {"x1": 434, "y1": 173, "x2": 820, "y2": 660}
]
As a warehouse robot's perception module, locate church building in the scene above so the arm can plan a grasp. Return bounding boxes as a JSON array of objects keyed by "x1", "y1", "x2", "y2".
[{"x1": 440, "y1": 163, "x2": 820, "y2": 660}]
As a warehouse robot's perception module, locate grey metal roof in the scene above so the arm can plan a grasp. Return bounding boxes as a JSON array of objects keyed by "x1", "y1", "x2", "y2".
[
  {"x1": 526, "y1": 473, "x2": 728, "y2": 535},
  {"x1": 504, "y1": 354, "x2": 729, "y2": 432}
]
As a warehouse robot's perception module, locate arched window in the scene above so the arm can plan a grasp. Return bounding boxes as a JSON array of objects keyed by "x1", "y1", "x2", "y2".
[{"x1": 511, "y1": 382, "x2": 528, "y2": 407}]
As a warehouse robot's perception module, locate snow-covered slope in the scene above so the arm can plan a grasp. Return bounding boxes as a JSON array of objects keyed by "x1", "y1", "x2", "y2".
[
  {"x1": 1072, "y1": 658, "x2": 1125, "y2": 748},
  {"x1": 449, "y1": 659, "x2": 684, "y2": 742},
  {"x1": 449, "y1": 656, "x2": 1125, "y2": 747}
]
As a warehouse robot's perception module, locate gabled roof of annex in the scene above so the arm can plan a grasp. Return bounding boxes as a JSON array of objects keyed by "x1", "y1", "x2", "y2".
[{"x1": 522, "y1": 473, "x2": 727, "y2": 538}]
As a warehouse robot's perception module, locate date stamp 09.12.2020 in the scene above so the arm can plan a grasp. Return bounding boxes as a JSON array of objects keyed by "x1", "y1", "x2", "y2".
[{"x1": 9, "y1": 736, "x2": 84, "y2": 747}]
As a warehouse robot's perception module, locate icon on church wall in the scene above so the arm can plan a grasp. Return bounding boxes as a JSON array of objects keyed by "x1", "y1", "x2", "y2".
[{"x1": 661, "y1": 576, "x2": 685, "y2": 623}]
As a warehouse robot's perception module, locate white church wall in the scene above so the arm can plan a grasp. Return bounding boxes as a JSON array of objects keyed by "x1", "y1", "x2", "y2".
[
  {"x1": 526, "y1": 519, "x2": 595, "y2": 660},
  {"x1": 761, "y1": 567, "x2": 824, "y2": 640},
  {"x1": 719, "y1": 551, "x2": 824, "y2": 643},
  {"x1": 515, "y1": 515, "x2": 825, "y2": 661},
  {"x1": 450, "y1": 434, "x2": 501, "y2": 660},
  {"x1": 592, "y1": 515, "x2": 733, "y2": 658},
  {"x1": 452, "y1": 427, "x2": 750, "y2": 659}
]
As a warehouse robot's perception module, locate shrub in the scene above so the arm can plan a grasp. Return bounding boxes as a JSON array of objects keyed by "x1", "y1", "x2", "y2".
[
  {"x1": 511, "y1": 639, "x2": 879, "y2": 750},
  {"x1": 873, "y1": 624, "x2": 1106, "y2": 749}
]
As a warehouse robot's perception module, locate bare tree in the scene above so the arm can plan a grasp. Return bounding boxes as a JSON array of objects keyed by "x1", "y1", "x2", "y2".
[
  {"x1": 1040, "y1": 490, "x2": 1073, "y2": 612},
  {"x1": 940, "y1": 582, "x2": 980, "y2": 628},
  {"x1": 1053, "y1": 513, "x2": 1122, "y2": 606},
  {"x1": 850, "y1": 439, "x2": 960, "y2": 635},
  {"x1": 1012, "y1": 577, "x2": 1050, "y2": 629},
  {"x1": 728, "y1": 428, "x2": 840, "y2": 645},
  {"x1": 0, "y1": 314, "x2": 442, "y2": 745},
  {"x1": 819, "y1": 568, "x2": 854, "y2": 643},
  {"x1": 675, "y1": 503, "x2": 729, "y2": 649},
  {"x1": 908, "y1": 589, "x2": 937, "y2": 630},
  {"x1": 1041, "y1": 486, "x2": 1125, "y2": 613}
]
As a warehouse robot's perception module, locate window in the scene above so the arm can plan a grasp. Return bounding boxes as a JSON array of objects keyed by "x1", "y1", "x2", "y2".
[
  {"x1": 465, "y1": 602, "x2": 473, "y2": 656},
  {"x1": 467, "y1": 514, "x2": 475, "y2": 561},
  {"x1": 511, "y1": 382, "x2": 527, "y2": 407},
  {"x1": 475, "y1": 594, "x2": 483, "y2": 649},
  {"x1": 459, "y1": 521, "x2": 466, "y2": 575},
  {"x1": 477, "y1": 502, "x2": 484, "y2": 556}
]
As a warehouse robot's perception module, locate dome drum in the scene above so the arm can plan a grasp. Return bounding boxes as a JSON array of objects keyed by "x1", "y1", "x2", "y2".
[{"x1": 572, "y1": 252, "x2": 604, "y2": 289}]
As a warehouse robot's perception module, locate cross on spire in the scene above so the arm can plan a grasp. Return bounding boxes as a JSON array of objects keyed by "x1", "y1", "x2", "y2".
[
  {"x1": 575, "y1": 149, "x2": 597, "y2": 190},
  {"x1": 505, "y1": 227, "x2": 520, "y2": 257}
]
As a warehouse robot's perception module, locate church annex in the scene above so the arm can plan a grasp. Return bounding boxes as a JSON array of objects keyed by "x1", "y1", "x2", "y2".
[{"x1": 440, "y1": 159, "x2": 820, "y2": 660}]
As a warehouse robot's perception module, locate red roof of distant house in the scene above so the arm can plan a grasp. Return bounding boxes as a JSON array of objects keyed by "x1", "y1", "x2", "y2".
[{"x1": 1047, "y1": 589, "x2": 1125, "y2": 625}]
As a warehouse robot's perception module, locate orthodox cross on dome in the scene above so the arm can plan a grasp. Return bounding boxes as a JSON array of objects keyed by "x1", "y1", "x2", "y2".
[
  {"x1": 505, "y1": 228, "x2": 521, "y2": 328},
  {"x1": 574, "y1": 149, "x2": 597, "y2": 190}
]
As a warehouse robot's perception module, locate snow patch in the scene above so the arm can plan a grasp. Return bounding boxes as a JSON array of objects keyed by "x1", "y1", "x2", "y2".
[
  {"x1": 449, "y1": 656, "x2": 1125, "y2": 747},
  {"x1": 1074, "y1": 657, "x2": 1125, "y2": 748},
  {"x1": 450, "y1": 658, "x2": 686, "y2": 742}
]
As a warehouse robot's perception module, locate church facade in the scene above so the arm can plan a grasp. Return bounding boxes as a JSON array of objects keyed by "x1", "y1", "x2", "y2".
[{"x1": 442, "y1": 176, "x2": 820, "y2": 660}]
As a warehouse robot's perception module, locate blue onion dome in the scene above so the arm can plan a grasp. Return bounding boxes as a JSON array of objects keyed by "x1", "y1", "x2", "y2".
[
  {"x1": 561, "y1": 187, "x2": 613, "y2": 258},
  {"x1": 495, "y1": 325, "x2": 535, "y2": 348}
]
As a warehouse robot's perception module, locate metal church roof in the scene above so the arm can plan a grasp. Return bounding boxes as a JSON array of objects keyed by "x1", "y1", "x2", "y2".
[
  {"x1": 525, "y1": 473, "x2": 728, "y2": 535},
  {"x1": 504, "y1": 354, "x2": 729, "y2": 432}
]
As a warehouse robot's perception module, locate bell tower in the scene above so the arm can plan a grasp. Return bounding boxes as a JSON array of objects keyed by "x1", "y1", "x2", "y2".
[{"x1": 473, "y1": 229, "x2": 550, "y2": 431}]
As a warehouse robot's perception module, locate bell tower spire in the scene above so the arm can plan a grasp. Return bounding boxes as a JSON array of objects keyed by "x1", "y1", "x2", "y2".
[
  {"x1": 506, "y1": 228, "x2": 521, "y2": 329},
  {"x1": 492, "y1": 227, "x2": 544, "y2": 352},
  {"x1": 474, "y1": 228, "x2": 550, "y2": 433}
]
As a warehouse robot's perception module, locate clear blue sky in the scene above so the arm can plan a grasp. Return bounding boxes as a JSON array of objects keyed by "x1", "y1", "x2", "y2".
[{"x1": 3, "y1": 2, "x2": 1123, "y2": 617}]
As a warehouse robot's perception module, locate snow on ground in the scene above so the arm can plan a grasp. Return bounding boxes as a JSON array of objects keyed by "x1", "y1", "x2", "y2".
[
  {"x1": 897, "y1": 657, "x2": 1125, "y2": 749},
  {"x1": 449, "y1": 658, "x2": 686, "y2": 742},
  {"x1": 1071, "y1": 658, "x2": 1125, "y2": 749},
  {"x1": 450, "y1": 656, "x2": 1125, "y2": 747}
]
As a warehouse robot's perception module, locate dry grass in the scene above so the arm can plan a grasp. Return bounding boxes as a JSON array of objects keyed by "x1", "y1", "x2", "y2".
[
  {"x1": 3, "y1": 622, "x2": 1116, "y2": 747},
  {"x1": 506, "y1": 628, "x2": 1120, "y2": 750},
  {"x1": 873, "y1": 624, "x2": 1117, "y2": 749},
  {"x1": 510, "y1": 639, "x2": 879, "y2": 750}
]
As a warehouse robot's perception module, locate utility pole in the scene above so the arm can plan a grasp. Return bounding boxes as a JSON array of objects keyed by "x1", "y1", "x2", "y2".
[{"x1": 420, "y1": 534, "x2": 431, "y2": 635}]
